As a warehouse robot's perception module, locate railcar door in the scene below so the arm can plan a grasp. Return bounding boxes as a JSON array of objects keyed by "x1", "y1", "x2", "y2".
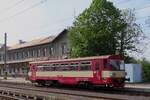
[{"x1": 92, "y1": 60, "x2": 102, "y2": 80}]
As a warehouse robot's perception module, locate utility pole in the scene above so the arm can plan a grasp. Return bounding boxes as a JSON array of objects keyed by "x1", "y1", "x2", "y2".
[{"x1": 4, "y1": 33, "x2": 7, "y2": 79}]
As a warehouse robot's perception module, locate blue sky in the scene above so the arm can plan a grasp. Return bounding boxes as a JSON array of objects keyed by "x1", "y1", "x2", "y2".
[{"x1": 0, "y1": 0, "x2": 149, "y2": 60}]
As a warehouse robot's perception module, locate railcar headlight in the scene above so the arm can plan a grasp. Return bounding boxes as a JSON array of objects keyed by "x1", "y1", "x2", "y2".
[
  {"x1": 109, "y1": 72, "x2": 113, "y2": 77},
  {"x1": 109, "y1": 72, "x2": 116, "y2": 77},
  {"x1": 28, "y1": 72, "x2": 31, "y2": 76}
]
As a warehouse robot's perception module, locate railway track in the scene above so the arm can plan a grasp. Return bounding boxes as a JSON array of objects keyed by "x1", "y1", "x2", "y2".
[
  {"x1": 0, "y1": 82, "x2": 149, "y2": 100},
  {"x1": 0, "y1": 85, "x2": 124, "y2": 100},
  {"x1": 1, "y1": 81, "x2": 150, "y2": 96}
]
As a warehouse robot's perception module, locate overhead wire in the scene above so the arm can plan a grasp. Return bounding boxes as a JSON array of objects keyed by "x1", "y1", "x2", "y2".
[
  {"x1": 111, "y1": 5, "x2": 150, "y2": 39},
  {"x1": 113, "y1": 0, "x2": 150, "y2": 17},
  {"x1": 0, "y1": 0, "x2": 47, "y2": 23},
  {"x1": 0, "y1": 0, "x2": 74, "y2": 37},
  {"x1": 0, "y1": 0, "x2": 25, "y2": 14},
  {"x1": 114, "y1": 0, "x2": 150, "y2": 11},
  {"x1": 0, "y1": 0, "x2": 149, "y2": 34},
  {"x1": 0, "y1": 0, "x2": 149, "y2": 24},
  {"x1": 112, "y1": 0, "x2": 150, "y2": 31}
]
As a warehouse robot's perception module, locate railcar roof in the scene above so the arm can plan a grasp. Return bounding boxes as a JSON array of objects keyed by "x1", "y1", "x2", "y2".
[{"x1": 30, "y1": 55, "x2": 122, "y2": 64}]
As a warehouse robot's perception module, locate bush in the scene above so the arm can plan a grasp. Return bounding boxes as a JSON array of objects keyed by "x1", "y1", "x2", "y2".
[{"x1": 140, "y1": 59, "x2": 150, "y2": 82}]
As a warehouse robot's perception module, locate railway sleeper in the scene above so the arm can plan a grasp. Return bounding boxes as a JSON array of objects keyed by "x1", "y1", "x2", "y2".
[{"x1": 0, "y1": 89, "x2": 47, "y2": 100}]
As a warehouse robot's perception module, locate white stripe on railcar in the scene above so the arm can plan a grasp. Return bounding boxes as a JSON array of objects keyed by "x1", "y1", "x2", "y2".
[
  {"x1": 36, "y1": 71, "x2": 93, "y2": 77},
  {"x1": 102, "y1": 71, "x2": 126, "y2": 78}
]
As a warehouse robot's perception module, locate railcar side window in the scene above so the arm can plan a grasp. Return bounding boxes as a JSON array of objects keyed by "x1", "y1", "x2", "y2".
[
  {"x1": 37, "y1": 64, "x2": 52, "y2": 71},
  {"x1": 37, "y1": 67, "x2": 44, "y2": 71},
  {"x1": 60, "y1": 63, "x2": 69, "y2": 71},
  {"x1": 70, "y1": 63, "x2": 78, "y2": 71},
  {"x1": 36, "y1": 62, "x2": 91, "y2": 71},
  {"x1": 53, "y1": 64, "x2": 61, "y2": 71},
  {"x1": 80, "y1": 61, "x2": 91, "y2": 71},
  {"x1": 43, "y1": 67, "x2": 52, "y2": 71}
]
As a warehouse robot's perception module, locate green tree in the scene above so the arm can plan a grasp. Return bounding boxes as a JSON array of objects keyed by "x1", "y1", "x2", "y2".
[
  {"x1": 69, "y1": 0, "x2": 124, "y2": 57},
  {"x1": 118, "y1": 9, "x2": 144, "y2": 56},
  {"x1": 140, "y1": 58, "x2": 150, "y2": 82},
  {"x1": 68, "y1": 0, "x2": 143, "y2": 57}
]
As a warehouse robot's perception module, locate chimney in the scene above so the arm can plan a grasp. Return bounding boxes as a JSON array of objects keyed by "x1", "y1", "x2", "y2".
[{"x1": 19, "y1": 40, "x2": 26, "y2": 44}]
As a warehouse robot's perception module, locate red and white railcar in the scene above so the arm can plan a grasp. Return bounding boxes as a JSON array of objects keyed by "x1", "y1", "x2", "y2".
[{"x1": 28, "y1": 55, "x2": 126, "y2": 87}]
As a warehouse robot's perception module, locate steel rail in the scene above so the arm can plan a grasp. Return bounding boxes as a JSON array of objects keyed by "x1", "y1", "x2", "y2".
[
  {"x1": 0, "y1": 89, "x2": 48, "y2": 100},
  {"x1": 0, "y1": 85, "x2": 126, "y2": 100},
  {"x1": 0, "y1": 94, "x2": 24, "y2": 100},
  {"x1": 0, "y1": 86, "x2": 125, "y2": 100},
  {"x1": 0, "y1": 81, "x2": 150, "y2": 96},
  {"x1": 0, "y1": 82, "x2": 149, "y2": 100}
]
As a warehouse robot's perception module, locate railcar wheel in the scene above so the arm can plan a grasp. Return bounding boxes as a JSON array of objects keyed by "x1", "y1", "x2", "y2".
[
  {"x1": 46, "y1": 80, "x2": 54, "y2": 86},
  {"x1": 53, "y1": 81, "x2": 60, "y2": 87},
  {"x1": 85, "y1": 82, "x2": 93, "y2": 89},
  {"x1": 84, "y1": 82, "x2": 89, "y2": 88},
  {"x1": 37, "y1": 80, "x2": 45, "y2": 86},
  {"x1": 105, "y1": 84, "x2": 114, "y2": 88}
]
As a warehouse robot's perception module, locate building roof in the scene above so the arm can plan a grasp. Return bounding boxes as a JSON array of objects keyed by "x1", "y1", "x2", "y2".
[
  {"x1": 9, "y1": 36, "x2": 55, "y2": 50},
  {"x1": 8, "y1": 29, "x2": 67, "y2": 50},
  {"x1": 0, "y1": 56, "x2": 56, "y2": 64}
]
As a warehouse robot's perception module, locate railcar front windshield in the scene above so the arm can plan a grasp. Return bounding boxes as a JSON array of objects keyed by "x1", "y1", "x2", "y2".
[{"x1": 109, "y1": 60, "x2": 125, "y2": 71}]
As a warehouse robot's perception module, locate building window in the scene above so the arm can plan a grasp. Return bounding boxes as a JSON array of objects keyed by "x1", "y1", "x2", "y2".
[
  {"x1": 0, "y1": 55, "x2": 2, "y2": 61},
  {"x1": 50, "y1": 47, "x2": 54, "y2": 56},
  {"x1": 12, "y1": 53, "x2": 15, "y2": 60},
  {"x1": 7, "y1": 53, "x2": 9, "y2": 61},
  {"x1": 33, "y1": 49, "x2": 38, "y2": 58},
  {"x1": 18, "y1": 52, "x2": 21, "y2": 59},
  {"x1": 9, "y1": 68, "x2": 12, "y2": 74},
  {"x1": 14, "y1": 52, "x2": 17, "y2": 60},
  {"x1": 30, "y1": 50, "x2": 33, "y2": 58},
  {"x1": 32, "y1": 50, "x2": 35, "y2": 57},
  {"x1": 46, "y1": 47, "x2": 50, "y2": 56},
  {"x1": 16, "y1": 52, "x2": 19, "y2": 59},
  {"x1": 9, "y1": 53, "x2": 12, "y2": 60},
  {"x1": 22, "y1": 52, "x2": 25, "y2": 59},
  {"x1": 20, "y1": 52, "x2": 23, "y2": 59},
  {"x1": 38, "y1": 49, "x2": 41, "y2": 57},
  {"x1": 27, "y1": 51, "x2": 30, "y2": 58},
  {"x1": 61, "y1": 43, "x2": 67, "y2": 55},
  {"x1": 26, "y1": 52, "x2": 28, "y2": 58},
  {"x1": 43, "y1": 48, "x2": 47, "y2": 57}
]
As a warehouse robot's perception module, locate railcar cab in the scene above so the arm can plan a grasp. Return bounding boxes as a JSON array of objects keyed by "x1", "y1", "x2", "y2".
[
  {"x1": 102, "y1": 55, "x2": 126, "y2": 87},
  {"x1": 28, "y1": 64, "x2": 37, "y2": 82}
]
